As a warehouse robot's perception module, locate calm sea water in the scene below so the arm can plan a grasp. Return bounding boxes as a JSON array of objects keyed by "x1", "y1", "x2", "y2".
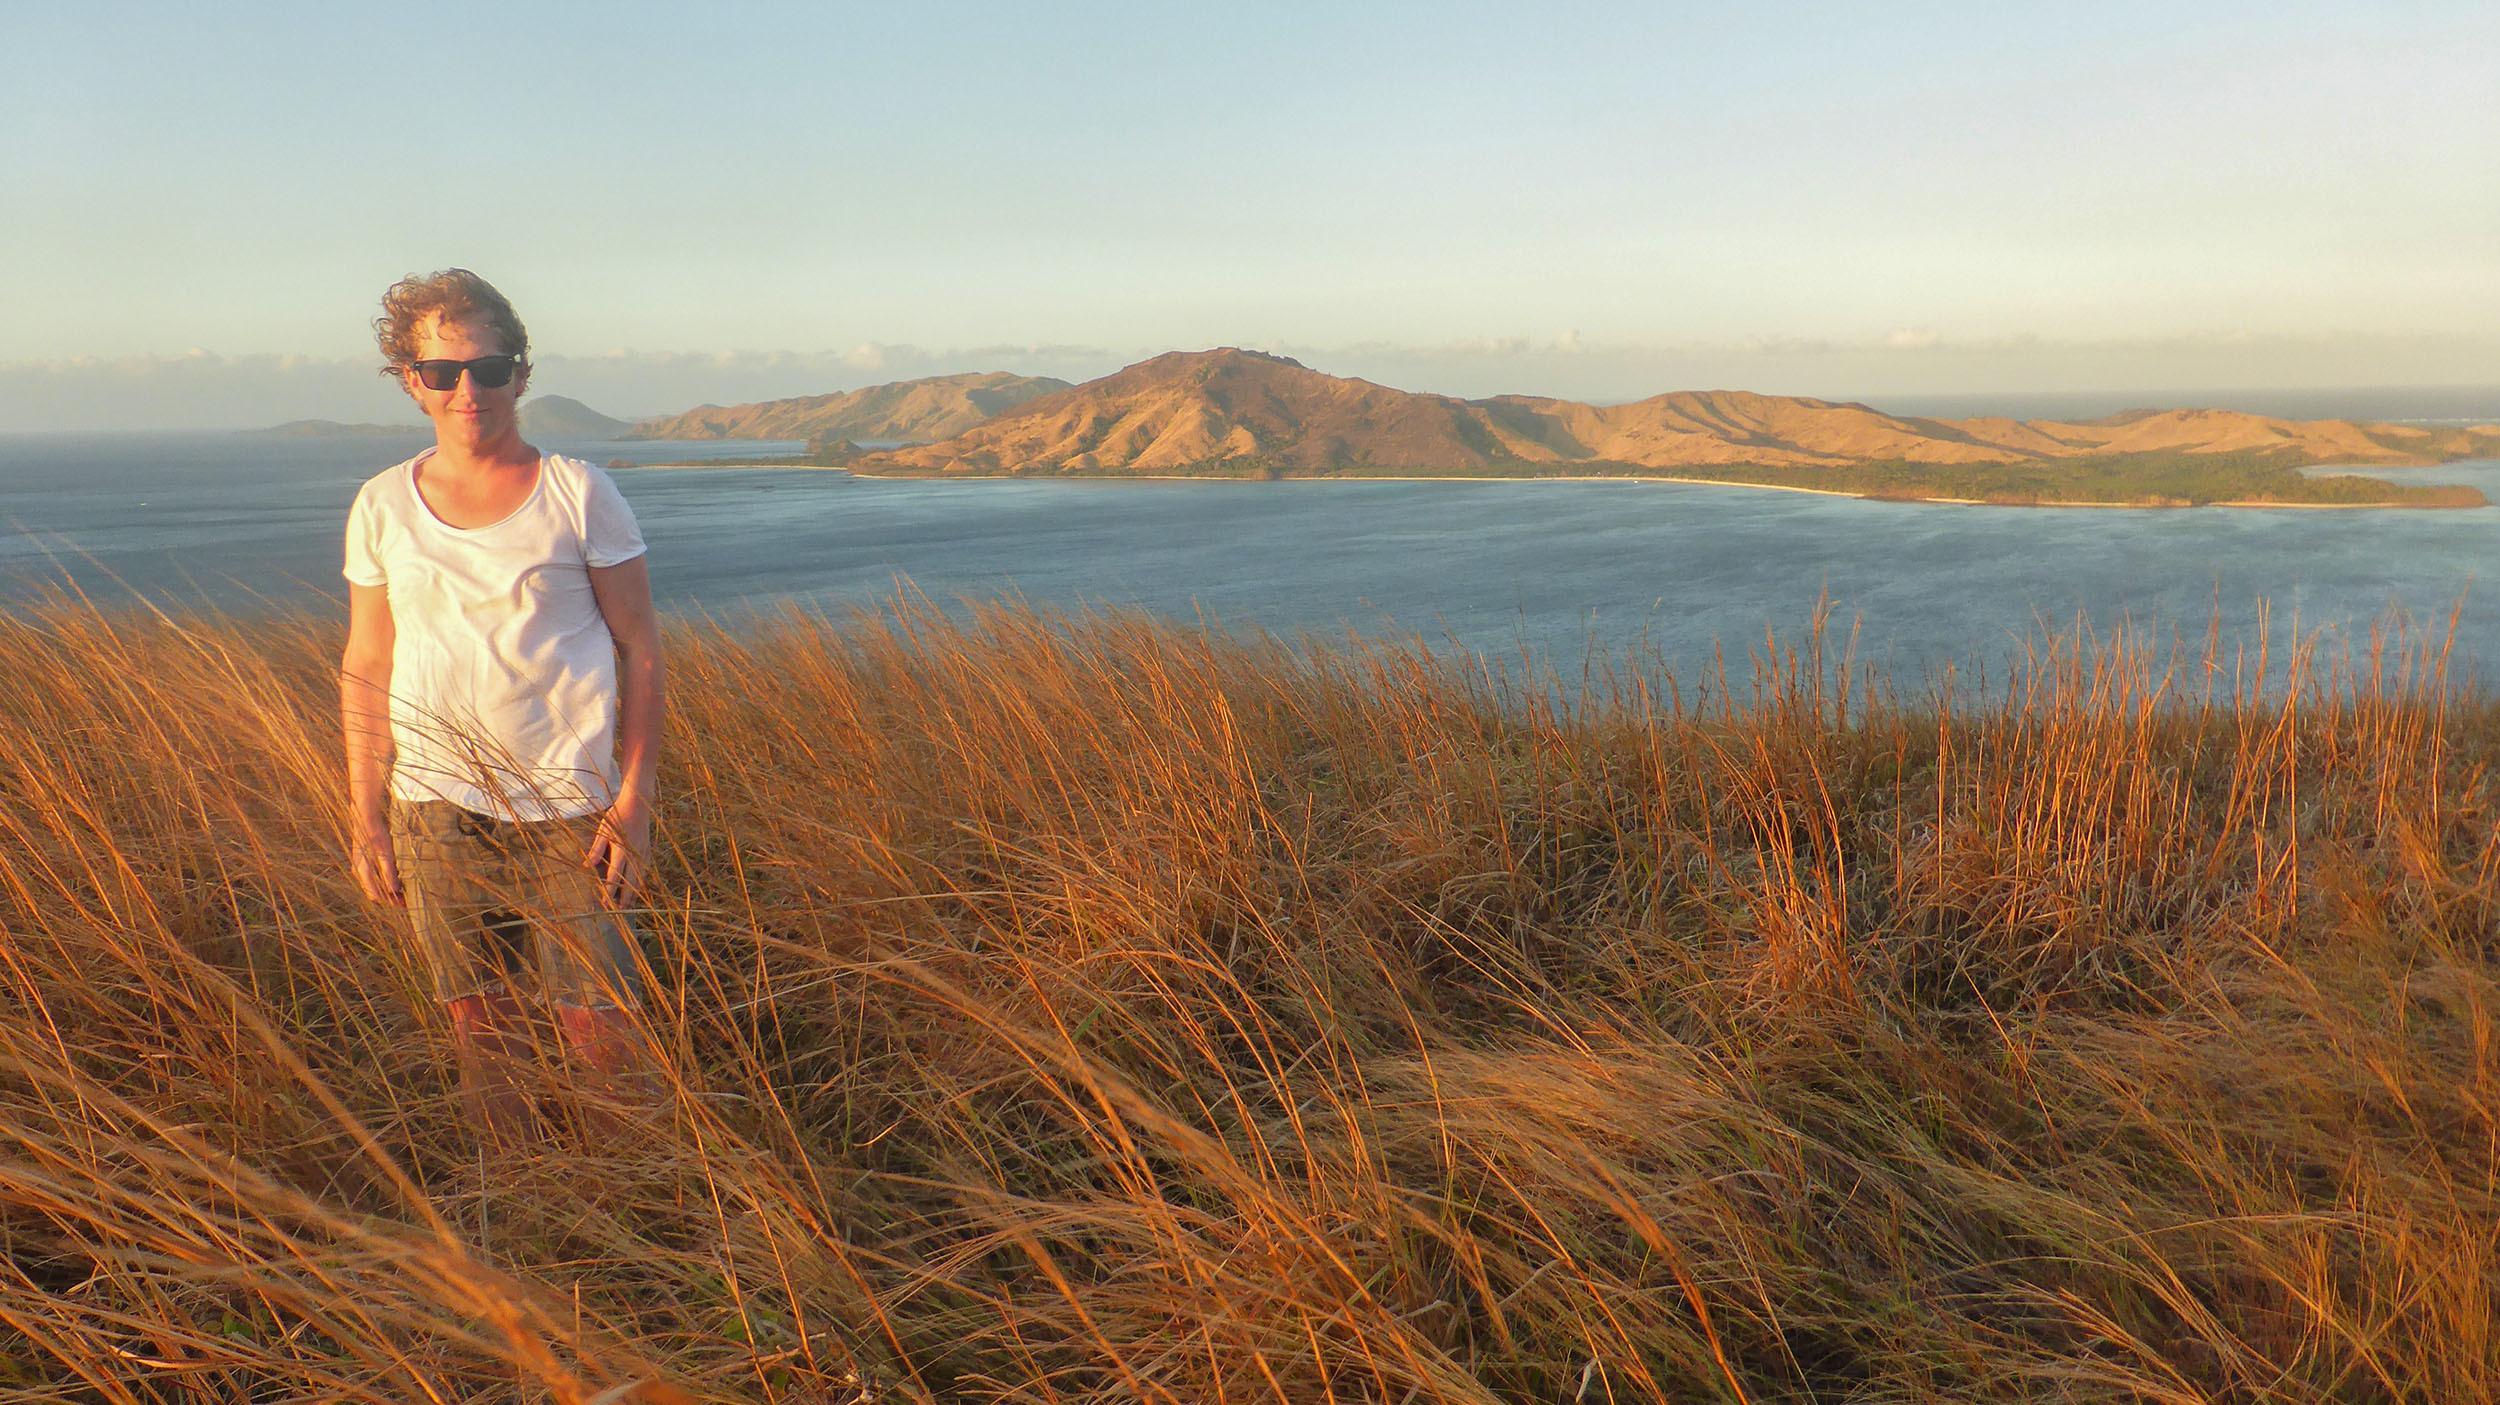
[{"x1": 4, "y1": 430, "x2": 2499, "y2": 689}]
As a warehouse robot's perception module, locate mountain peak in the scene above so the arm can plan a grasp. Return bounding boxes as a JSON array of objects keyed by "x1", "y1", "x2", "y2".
[
  {"x1": 1127, "y1": 347, "x2": 1310, "y2": 375},
  {"x1": 863, "y1": 348, "x2": 1482, "y2": 473}
]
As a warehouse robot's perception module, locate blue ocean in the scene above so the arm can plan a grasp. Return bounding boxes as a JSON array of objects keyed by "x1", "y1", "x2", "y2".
[{"x1": 5, "y1": 427, "x2": 2499, "y2": 689}]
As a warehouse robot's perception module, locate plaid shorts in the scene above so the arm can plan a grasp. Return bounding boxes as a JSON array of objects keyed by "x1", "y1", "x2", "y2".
[{"x1": 387, "y1": 797, "x2": 647, "y2": 1010}]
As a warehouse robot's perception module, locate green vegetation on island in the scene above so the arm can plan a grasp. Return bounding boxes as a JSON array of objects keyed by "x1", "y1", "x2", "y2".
[
  {"x1": 835, "y1": 448, "x2": 2488, "y2": 508},
  {"x1": 1599, "y1": 450, "x2": 2490, "y2": 508}
]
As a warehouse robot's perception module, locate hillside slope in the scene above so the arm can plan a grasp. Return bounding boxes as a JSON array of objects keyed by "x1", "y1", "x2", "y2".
[
  {"x1": 521, "y1": 394, "x2": 632, "y2": 438},
  {"x1": 850, "y1": 349, "x2": 2500, "y2": 475},
  {"x1": 632, "y1": 372, "x2": 1071, "y2": 444}
]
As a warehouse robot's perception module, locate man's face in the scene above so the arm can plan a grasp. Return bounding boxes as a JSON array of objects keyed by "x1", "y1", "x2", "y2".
[{"x1": 401, "y1": 311, "x2": 529, "y2": 451}]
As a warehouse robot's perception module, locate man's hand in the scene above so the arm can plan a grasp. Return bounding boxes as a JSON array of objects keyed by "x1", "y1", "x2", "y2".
[
  {"x1": 351, "y1": 821, "x2": 404, "y2": 906},
  {"x1": 585, "y1": 796, "x2": 653, "y2": 906}
]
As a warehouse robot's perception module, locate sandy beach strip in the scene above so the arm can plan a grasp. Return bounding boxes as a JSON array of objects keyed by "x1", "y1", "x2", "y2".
[{"x1": 645, "y1": 462, "x2": 2457, "y2": 510}]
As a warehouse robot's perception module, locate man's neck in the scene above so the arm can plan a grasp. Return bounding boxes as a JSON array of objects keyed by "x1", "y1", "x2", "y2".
[{"x1": 428, "y1": 428, "x2": 539, "y2": 478}]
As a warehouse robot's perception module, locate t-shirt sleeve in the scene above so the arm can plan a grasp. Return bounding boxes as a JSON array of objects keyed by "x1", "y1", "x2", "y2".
[
  {"x1": 581, "y1": 465, "x2": 648, "y2": 568},
  {"x1": 342, "y1": 481, "x2": 388, "y2": 586}
]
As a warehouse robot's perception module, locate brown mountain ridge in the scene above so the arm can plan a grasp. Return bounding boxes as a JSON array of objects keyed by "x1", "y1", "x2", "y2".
[
  {"x1": 631, "y1": 371, "x2": 1070, "y2": 444},
  {"x1": 845, "y1": 349, "x2": 2500, "y2": 478}
]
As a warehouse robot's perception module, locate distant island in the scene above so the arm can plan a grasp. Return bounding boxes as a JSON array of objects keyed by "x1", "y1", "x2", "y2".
[
  {"x1": 519, "y1": 394, "x2": 633, "y2": 438},
  {"x1": 252, "y1": 419, "x2": 426, "y2": 438},
  {"x1": 253, "y1": 394, "x2": 633, "y2": 442},
  {"x1": 629, "y1": 371, "x2": 1068, "y2": 447},
  {"x1": 787, "y1": 349, "x2": 2491, "y2": 509},
  {"x1": 252, "y1": 378, "x2": 1067, "y2": 457},
  {"x1": 262, "y1": 352, "x2": 2499, "y2": 508}
]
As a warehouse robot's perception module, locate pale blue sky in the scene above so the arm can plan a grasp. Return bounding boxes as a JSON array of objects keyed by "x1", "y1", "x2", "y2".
[{"x1": 4, "y1": 0, "x2": 2496, "y2": 427}]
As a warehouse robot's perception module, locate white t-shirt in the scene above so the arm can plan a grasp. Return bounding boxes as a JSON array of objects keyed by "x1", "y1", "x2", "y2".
[{"x1": 343, "y1": 450, "x2": 647, "y2": 821}]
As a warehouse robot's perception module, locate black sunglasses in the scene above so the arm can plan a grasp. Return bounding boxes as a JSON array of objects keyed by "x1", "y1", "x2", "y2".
[{"x1": 407, "y1": 354, "x2": 524, "y2": 392}]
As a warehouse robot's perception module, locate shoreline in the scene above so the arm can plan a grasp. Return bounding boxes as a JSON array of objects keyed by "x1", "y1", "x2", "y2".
[{"x1": 636, "y1": 460, "x2": 2476, "y2": 511}]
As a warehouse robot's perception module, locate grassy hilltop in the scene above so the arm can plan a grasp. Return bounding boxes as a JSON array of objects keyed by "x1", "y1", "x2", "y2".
[{"x1": 3, "y1": 597, "x2": 2498, "y2": 1401}]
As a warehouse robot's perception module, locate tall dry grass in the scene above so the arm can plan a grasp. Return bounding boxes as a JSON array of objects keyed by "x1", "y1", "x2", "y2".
[{"x1": 0, "y1": 589, "x2": 2495, "y2": 1402}]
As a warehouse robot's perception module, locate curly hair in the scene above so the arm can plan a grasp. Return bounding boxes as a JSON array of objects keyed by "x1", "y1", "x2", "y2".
[{"x1": 373, "y1": 269, "x2": 530, "y2": 375}]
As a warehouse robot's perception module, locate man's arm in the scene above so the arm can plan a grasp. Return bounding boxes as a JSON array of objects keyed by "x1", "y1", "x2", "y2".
[
  {"x1": 342, "y1": 582, "x2": 403, "y2": 905},
  {"x1": 587, "y1": 554, "x2": 665, "y2": 903}
]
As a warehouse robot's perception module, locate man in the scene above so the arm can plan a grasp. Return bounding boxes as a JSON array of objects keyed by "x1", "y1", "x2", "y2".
[{"x1": 340, "y1": 268, "x2": 665, "y2": 1144}]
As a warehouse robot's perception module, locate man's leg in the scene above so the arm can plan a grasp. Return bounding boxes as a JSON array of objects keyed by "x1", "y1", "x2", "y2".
[
  {"x1": 519, "y1": 815, "x2": 661, "y2": 1137},
  {"x1": 549, "y1": 997, "x2": 660, "y2": 1144},
  {"x1": 442, "y1": 983, "x2": 539, "y2": 1146},
  {"x1": 390, "y1": 800, "x2": 541, "y2": 1149}
]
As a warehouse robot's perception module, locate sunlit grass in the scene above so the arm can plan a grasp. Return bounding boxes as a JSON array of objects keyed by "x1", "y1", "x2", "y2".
[{"x1": 1, "y1": 590, "x2": 2494, "y2": 1401}]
